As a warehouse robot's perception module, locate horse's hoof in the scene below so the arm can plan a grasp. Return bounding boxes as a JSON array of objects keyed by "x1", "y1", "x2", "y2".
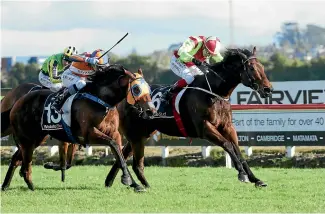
[
  {"x1": 27, "y1": 183, "x2": 35, "y2": 191},
  {"x1": 43, "y1": 162, "x2": 54, "y2": 170},
  {"x1": 121, "y1": 175, "x2": 132, "y2": 186},
  {"x1": 1, "y1": 185, "x2": 8, "y2": 191},
  {"x1": 105, "y1": 179, "x2": 113, "y2": 188},
  {"x1": 255, "y1": 180, "x2": 268, "y2": 188},
  {"x1": 238, "y1": 173, "x2": 249, "y2": 183},
  {"x1": 134, "y1": 185, "x2": 146, "y2": 193}
]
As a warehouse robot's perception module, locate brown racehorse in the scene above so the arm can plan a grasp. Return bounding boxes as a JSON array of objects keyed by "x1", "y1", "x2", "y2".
[
  {"x1": 45, "y1": 47, "x2": 274, "y2": 189},
  {"x1": 104, "y1": 47, "x2": 273, "y2": 188},
  {"x1": 1, "y1": 65, "x2": 155, "y2": 192},
  {"x1": 1, "y1": 83, "x2": 79, "y2": 182}
]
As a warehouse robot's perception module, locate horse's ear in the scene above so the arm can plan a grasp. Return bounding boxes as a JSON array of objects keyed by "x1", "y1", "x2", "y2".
[
  {"x1": 124, "y1": 69, "x2": 136, "y2": 80},
  {"x1": 119, "y1": 76, "x2": 130, "y2": 87},
  {"x1": 253, "y1": 46, "x2": 257, "y2": 56},
  {"x1": 138, "y1": 68, "x2": 143, "y2": 76}
]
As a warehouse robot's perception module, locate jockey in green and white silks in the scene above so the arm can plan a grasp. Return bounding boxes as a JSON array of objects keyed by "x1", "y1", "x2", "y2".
[
  {"x1": 38, "y1": 46, "x2": 78, "y2": 92},
  {"x1": 162, "y1": 36, "x2": 224, "y2": 100}
]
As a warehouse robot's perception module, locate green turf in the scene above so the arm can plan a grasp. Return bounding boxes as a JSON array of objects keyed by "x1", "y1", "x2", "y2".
[{"x1": 1, "y1": 166, "x2": 325, "y2": 213}]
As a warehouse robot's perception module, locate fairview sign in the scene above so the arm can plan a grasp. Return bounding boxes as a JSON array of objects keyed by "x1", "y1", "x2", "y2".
[{"x1": 230, "y1": 80, "x2": 325, "y2": 105}]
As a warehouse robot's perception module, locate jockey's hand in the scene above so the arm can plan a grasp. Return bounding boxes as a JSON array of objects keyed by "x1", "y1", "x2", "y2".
[
  {"x1": 201, "y1": 61, "x2": 209, "y2": 67},
  {"x1": 192, "y1": 58, "x2": 202, "y2": 66},
  {"x1": 85, "y1": 57, "x2": 99, "y2": 65}
]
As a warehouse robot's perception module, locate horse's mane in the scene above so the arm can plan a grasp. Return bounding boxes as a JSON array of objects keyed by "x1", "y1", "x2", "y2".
[
  {"x1": 208, "y1": 48, "x2": 253, "y2": 72},
  {"x1": 207, "y1": 49, "x2": 239, "y2": 72},
  {"x1": 91, "y1": 64, "x2": 127, "y2": 85},
  {"x1": 223, "y1": 48, "x2": 253, "y2": 59}
]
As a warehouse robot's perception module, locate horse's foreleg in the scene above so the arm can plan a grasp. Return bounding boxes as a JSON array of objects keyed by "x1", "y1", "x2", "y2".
[
  {"x1": 20, "y1": 144, "x2": 36, "y2": 191},
  {"x1": 89, "y1": 127, "x2": 133, "y2": 187},
  {"x1": 1, "y1": 148, "x2": 22, "y2": 191},
  {"x1": 222, "y1": 126, "x2": 267, "y2": 187},
  {"x1": 105, "y1": 141, "x2": 133, "y2": 187},
  {"x1": 203, "y1": 121, "x2": 249, "y2": 183},
  {"x1": 58, "y1": 141, "x2": 69, "y2": 182},
  {"x1": 66, "y1": 143, "x2": 78, "y2": 170},
  {"x1": 131, "y1": 139, "x2": 150, "y2": 189}
]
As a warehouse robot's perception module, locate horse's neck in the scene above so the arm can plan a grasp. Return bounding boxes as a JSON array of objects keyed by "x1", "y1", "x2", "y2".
[
  {"x1": 84, "y1": 84, "x2": 127, "y2": 107},
  {"x1": 192, "y1": 64, "x2": 240, "y2": 98}
]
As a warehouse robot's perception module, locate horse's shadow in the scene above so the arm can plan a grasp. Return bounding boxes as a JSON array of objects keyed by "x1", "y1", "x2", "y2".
[{"x1": 3, "y1": 186, "x2": 100, "y2": 191}]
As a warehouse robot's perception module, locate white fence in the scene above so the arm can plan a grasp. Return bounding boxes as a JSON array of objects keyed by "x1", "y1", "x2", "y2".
[{"x1": 8, "y1": 144, "x2": 299, "y2": 169}]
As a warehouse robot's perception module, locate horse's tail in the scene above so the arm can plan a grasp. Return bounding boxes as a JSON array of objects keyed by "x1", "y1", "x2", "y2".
[{"x1": 1, "y1": 108, "x2": 12, "y2": 136}]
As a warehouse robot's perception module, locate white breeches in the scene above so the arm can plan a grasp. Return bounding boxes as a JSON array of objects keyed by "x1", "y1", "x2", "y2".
[
  {"x1": 170, "y1": 55, "x2": 204, "y2": 84},
  {"x1": 61, "y1": 69, "x2": 87, "y2": 92},
  {"x1": 38, "y1": 72, "x2": 63, "y2": 92}
]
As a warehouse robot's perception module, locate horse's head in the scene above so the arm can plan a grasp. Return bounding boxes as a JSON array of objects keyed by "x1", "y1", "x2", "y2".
[
  {"x1": 223, "y1": 47, "x2": 273, "y2": 98},
  {"x1": 92, "y1": 64, "x2": 156, "y2": 118},
  {"x1": 125, "y1": 68, "x2": 156, "y2": 118}
]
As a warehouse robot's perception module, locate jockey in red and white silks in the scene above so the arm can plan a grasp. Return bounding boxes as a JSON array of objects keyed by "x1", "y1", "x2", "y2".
[{"x1": 162, "y1": 36, "x2": 224, "y2": 100}]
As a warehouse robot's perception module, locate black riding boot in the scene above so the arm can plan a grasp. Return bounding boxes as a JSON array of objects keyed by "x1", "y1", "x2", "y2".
[
  {"x1": 51, "y1": 88, "x2": 70, "y2": 113},
  {"x1": 160, "y1": 84, "x2": 179, "y2": 102}
]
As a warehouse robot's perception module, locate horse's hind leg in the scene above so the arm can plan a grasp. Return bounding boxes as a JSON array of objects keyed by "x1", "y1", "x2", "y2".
[
  {"x1": 222, "y1": 126, "x2": 267, "y2": 187},
  {"x1": 1, "y1": 148, "x2": 22, "y2": 191}
]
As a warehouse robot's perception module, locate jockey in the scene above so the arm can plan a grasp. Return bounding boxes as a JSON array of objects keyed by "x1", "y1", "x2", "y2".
[
  {"x1": 50, "y1": 49, "x2": 109, "y2": 112},
  {"x1": 161, "y1": 36, "x2": 224, "y2": 101},
  {"x1": 39, "y1": 46, "x2": 78, "y2": 92}
]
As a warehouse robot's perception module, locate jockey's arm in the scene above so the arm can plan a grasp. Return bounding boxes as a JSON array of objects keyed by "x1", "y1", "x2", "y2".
[
  {"x1": 66, "y1": 54, "x2": 99, "y2": 65},
  {"x1": 210, "y1": 52, "x2": 224, "y2": 63},
  {"x1": 66, "y1": 55, "x2": 88, "y2": 63},
  {"x1": 177, "y1": 38, "x2": 197, "y2": 62},
  {"x1": 48, "y1": 59, "x2": 62, "y2": 83}
]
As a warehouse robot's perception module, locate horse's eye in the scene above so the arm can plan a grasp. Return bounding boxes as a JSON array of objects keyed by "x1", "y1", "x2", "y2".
[{"x1": 132, "y1": 85, "x2": 141, "y2": 96}]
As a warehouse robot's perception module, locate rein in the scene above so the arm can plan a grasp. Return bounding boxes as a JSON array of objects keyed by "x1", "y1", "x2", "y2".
[
  {"x1": 185, "y1": 65, "x2": 229, "y2": 101},
  {"x1": 184, "y1": 55, "x2": 257, "y2": 101}
]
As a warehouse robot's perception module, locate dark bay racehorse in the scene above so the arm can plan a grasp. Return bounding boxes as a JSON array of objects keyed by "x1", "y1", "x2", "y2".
[
  {"x1": 1, "y1": 65, "x2": 155, "y2": 191},
  {"x1": 44, "y1": 47, "x2": 273, "y2": 189},
  {"x1": 1, "y1": 83, "x2": 80, "y2": 182},
  {"x1": 104, "y1": 47, "x2": 273, "y2": 188}
]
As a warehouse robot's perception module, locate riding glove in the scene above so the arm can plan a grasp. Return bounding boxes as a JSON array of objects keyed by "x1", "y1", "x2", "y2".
[
  {"x1": 85, "y1": 57, "x2": 99, "y2": 65},
  {"x1": 192, "y1": 58, "x2": 202, "y2": 66}
]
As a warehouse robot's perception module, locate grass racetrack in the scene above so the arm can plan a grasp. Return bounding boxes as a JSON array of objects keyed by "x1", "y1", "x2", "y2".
[{"x1": 1, "y1": 166, "x2": 325, "y2": 213}]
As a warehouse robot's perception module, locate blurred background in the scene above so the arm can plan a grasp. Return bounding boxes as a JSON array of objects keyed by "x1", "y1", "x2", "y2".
[{"x1": 1, "y1": 0, "x2": 325, "y2": 88}]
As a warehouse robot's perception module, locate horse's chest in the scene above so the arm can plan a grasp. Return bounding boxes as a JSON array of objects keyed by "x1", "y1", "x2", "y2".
[
  {"x1": 208, "y1": 103, "x2": 231, "y2": 126},
  {"x1": 98, "y1": 122, "x2": 117, "y2": 135}
]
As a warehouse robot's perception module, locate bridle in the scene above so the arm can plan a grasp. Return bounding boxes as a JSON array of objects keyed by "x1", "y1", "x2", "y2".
[{"x1": 184, "y1": 51, "x2": 259, "y2": 101}]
